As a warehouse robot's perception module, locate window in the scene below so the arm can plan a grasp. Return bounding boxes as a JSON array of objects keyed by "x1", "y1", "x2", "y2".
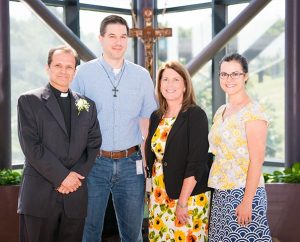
[
  {"x1": 79, "y1": 0, "x2": 131, "y2": 9},
  {"x1": 157, "y1": 9, "x2": 212, "y2": 120},
  {"x1": 10, "y1": 2, "x2": 64, "y2": 165},
  {"x1": 228, "y1": 0, "x2": 285, "y2": 162},
  {"x1": 157, "y1": 0, "x2": 211, "y2": 8},
  {"x1": 79, "y1": 11, "x2": 134, "y2": 61}
]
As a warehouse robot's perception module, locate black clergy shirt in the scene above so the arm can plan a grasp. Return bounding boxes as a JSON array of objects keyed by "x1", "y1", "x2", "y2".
[{"x1": 50, "y1": 84, "x2": 71, "y2": 138}]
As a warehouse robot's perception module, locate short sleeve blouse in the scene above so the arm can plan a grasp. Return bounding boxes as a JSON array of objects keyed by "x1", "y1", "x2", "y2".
[{"x1": 208, "y1": 101, "x2": 269, "y2": 190}]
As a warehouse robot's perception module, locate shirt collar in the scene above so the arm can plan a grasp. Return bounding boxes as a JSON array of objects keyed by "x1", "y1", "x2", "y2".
[
  {"x1": 99, "y1": 56, "x2": 127, "y2": 75},
  {"x1": 49, "y1": 84, "x2": 69, "y2": 98}
]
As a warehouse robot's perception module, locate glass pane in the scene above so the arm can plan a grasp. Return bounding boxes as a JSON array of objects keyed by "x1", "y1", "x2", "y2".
[
  {"x1": 79, "y1": 0, "x2": 131, "y2": 9},
  {"x1": 10, "y1": 2, "x2": 64, "y2": 165},
  {"x1": 157, "y1": 0, "x2": 211, "y2": 9},
  {"x1": 157, "y1": 9, "x2": 212, "y2": 121},
  {"x1": 228, "y1": 0, "x2": 285, "y2": 162},
  {"x1": 80, "y1": 10, "x2": 134, "y2": 61}
]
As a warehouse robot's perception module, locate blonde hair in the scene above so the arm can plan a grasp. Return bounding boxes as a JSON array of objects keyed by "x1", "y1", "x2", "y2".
[{"x1": 155, "y1": 61, "x2": 196, "y2": 117}]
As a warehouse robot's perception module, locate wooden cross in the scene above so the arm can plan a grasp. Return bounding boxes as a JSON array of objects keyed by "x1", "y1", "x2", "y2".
[{"x1": 129, "y1": 8, "x2": 172, "y2": 78}]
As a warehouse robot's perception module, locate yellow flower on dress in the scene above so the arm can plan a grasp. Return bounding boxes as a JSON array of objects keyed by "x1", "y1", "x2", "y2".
[
  {"x1": 235, "y1": 137, "x2": 246, "y2": 147},
  {"x1": 195, "y1": 194, "x2": 208, "y2": 207},
  {"x1": 153, "y1": 217, "x2": 164, "y2": 230},
  {"x1": 213, "y1": 135, "x2": 221, "y2": 146},
  {"x1": 227, "y1": 119, "x2": 235, "y2": 129},
  {"x1": 149, "y1": 220, "x2": 153, "y2": 229},
  {"x1": 174, "y1": 230, "x2": 186, "y2": 242},
  {"x1": 174, "y1": 217, "x2": 184, "y2": 227},
  {"x1": 165, "y1": 196, "x2": 175, "y2": 208},
  {"x1": 205, "y1": 223, "x2": 209, "y2": 235},
  {"x1": 186, "y1": 233, "x2": 197, "y2": 242},
  {"x1": 193, "y1": 220, "x2": 202, "y2": 232},
  {"x1": 154, "y1": 174, "x2": 164, "y2": 187},
  {"x1": 222, "y1": 180, "x2": 236, "y2": 190},
  {"x1": 152, "y1": 129, "x2": 161, "y2": 143},
  {"x1": 154, "y1": 143, "x2": 163, "y2": 154},
  {"x1": 160, "y1": 129, "x2": 169, "y2": 141},
  {"x1": 232, "y1": 129, "x2": 241, "y2": 137},
  {"x1": 159, "y1": 118, "x2": 165, "y2": 125},
  {"x1": 225, "y1": 151, "x2": 234, "y2": 160},
  {"x1": 154, "y1": 187, "x2": 165, "y2": 204},
  {"x1": 152, "y1": 164, "x2": 156, "y2": 177}
]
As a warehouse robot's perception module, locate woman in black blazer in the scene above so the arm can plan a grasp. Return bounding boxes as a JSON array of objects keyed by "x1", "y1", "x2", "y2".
[{"x1": 145, "y1": 61, "x2": 211, "y2": 242}]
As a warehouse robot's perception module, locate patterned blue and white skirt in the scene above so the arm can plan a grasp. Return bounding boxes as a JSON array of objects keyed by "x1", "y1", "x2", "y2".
[{"x1": 208, "y1": 187, "x2": 272, "y2": 242}]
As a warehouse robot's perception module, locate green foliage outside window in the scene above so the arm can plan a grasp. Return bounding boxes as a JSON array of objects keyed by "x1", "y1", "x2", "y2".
[
  {"x1": 0, "y1": 169, "x2": 22, "y2": 185},
  {"x1": 264, "y1": 162, "x2": 300, "y2": 183}
]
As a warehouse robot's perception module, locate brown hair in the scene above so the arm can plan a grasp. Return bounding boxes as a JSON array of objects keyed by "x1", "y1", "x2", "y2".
[
  {"x1": 156, "y1": 61, "x2": 196, "y2": 117},
  {"x1": 100, "y1": 15, "x2": 129, "y2": 36},
  {"x1": 47, "y1": 45, "x2": 79, "y2": 67}
]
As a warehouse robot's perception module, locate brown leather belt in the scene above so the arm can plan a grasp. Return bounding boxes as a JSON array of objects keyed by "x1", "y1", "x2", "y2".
[{"x1": 97, "y1": 146, "x2": 139, "y2": 159}]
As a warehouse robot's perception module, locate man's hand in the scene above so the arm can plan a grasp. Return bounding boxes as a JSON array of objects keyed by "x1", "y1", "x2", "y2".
[
  {"x1": 57, "y1": 184, "x2": 72, "y2": 194},
  {"x1": 57, "y1": 171, "x2": 85, "y2": 194}
]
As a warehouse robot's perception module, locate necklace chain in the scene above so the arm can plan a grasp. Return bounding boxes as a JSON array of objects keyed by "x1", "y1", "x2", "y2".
[{"x1": 99, "y1": 61, "x2": 125, "y2": 97}]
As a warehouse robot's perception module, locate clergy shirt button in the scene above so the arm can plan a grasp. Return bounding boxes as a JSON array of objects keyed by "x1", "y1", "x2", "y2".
[{"x1": 163, "y1": 161, "x2": 167, "y2": 167}]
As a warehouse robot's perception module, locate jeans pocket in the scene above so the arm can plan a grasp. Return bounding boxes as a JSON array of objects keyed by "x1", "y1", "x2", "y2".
[{"x1": 127, "y1": 151, "x2": 142, "y2": 163}]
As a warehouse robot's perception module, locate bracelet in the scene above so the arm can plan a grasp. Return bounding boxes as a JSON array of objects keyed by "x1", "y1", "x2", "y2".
[{"x1": 177, "y1": 201, "x2": 188, "y2": 208}]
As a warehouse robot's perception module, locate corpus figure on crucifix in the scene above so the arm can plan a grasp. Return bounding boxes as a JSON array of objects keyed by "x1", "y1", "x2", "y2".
[{"x1": 129, "y1": 8, "x2": 172, "y2": 78}]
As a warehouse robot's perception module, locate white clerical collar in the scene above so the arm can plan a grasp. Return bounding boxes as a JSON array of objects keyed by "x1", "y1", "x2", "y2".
[{"x1": 60, "y1": 92, "x2": 69, "y2": 98}]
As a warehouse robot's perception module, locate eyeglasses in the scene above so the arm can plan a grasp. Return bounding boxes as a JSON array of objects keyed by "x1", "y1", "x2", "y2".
[{"x1": 219, "y1": 72, "x2": 245, "y2": 80}]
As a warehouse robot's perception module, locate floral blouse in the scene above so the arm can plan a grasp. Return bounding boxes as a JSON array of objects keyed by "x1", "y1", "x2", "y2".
[{"x1": 208, "y1": 101, "x2": 269, "y2": 190}]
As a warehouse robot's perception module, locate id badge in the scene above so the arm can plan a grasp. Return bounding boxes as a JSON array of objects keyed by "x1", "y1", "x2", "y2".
[{"x1": 136, "y1": 159, "x2": 143, "y2": 175}]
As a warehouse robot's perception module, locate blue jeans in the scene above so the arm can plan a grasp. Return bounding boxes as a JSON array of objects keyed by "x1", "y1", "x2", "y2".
[{"x1": 82, "y1": 151, "x2": 145, "y2": 242}]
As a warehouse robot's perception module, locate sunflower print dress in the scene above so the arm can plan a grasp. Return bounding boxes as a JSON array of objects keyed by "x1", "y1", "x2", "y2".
[{"x1": 149, "y1": 117, "x2": 211, "y2": 242}]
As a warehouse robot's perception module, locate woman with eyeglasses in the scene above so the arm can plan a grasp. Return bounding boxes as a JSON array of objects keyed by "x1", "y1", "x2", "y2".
[{"x1": 208, "y1": 53, "x2": 272, "y2": 241}]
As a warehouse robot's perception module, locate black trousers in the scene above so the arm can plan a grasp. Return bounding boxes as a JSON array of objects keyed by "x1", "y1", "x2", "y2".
[{"x1": 19, "y1": 198, "x2": 85, "y2": 242}]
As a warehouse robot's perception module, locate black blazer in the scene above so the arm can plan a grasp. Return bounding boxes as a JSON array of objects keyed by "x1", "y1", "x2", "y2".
[
  {"x1": 145, "y1": 105, "x2": 210, "y2": 199},
  {"x1": 17, "y1": 84, "x2": 101, "y2": 218}
]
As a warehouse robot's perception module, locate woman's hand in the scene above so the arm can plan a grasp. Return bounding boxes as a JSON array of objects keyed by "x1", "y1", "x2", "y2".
[
  {"x1": 235, "y1": 200, "x2": 252, "y2": 226},
  {"x1": 176, "y1": 176, "x2": 197, "y2": 224},
  {"x1": 175, "y1": 203, "x2": 189, "y2": 224}
]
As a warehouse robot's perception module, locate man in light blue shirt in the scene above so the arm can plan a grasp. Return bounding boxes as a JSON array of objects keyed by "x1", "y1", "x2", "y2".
[{"x1": 71, "y1": 15, "x2": 157, "y2": 242}]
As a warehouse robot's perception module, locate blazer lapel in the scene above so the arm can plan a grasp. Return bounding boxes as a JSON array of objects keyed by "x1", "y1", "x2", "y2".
[
  {"x1": 68, "y1": 91, "x2": 80, "y2": 154},
  {"x1": 42, "y1": 84, "x2": 68, "y2": 136},
  {"x1": 149, "y1": 113, "x2": 161, "y2": 139},
  {"x1": 165, "y1": 110, "x2": 187, "y2": 151}
]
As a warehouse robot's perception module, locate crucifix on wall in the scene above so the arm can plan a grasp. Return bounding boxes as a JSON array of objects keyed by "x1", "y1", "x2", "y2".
[{"x1": 129, "y1": 8, "x2": 172, "y2": 78}]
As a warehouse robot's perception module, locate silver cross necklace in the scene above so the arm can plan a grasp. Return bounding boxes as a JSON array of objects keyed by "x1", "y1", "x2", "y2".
[{"x1": 100, "y1": 62, "x2": 125, "y2": 97}]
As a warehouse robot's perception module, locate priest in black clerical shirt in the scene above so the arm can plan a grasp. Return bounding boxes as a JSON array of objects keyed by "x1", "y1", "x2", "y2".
[{"x1": 17, "y1": 45, "x2": 101, "y2": 242}]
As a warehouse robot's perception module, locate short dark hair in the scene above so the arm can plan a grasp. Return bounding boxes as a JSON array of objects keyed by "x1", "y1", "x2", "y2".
[
  {"x1": 100, "y1": 15, "x2": 129, "y2": 36},
  {"x1": 47, "y1": 45, "x2": 79, "y2": 67},
  {"x1": 219, "y1": 53, "x2": 248, "y2": 74}
]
